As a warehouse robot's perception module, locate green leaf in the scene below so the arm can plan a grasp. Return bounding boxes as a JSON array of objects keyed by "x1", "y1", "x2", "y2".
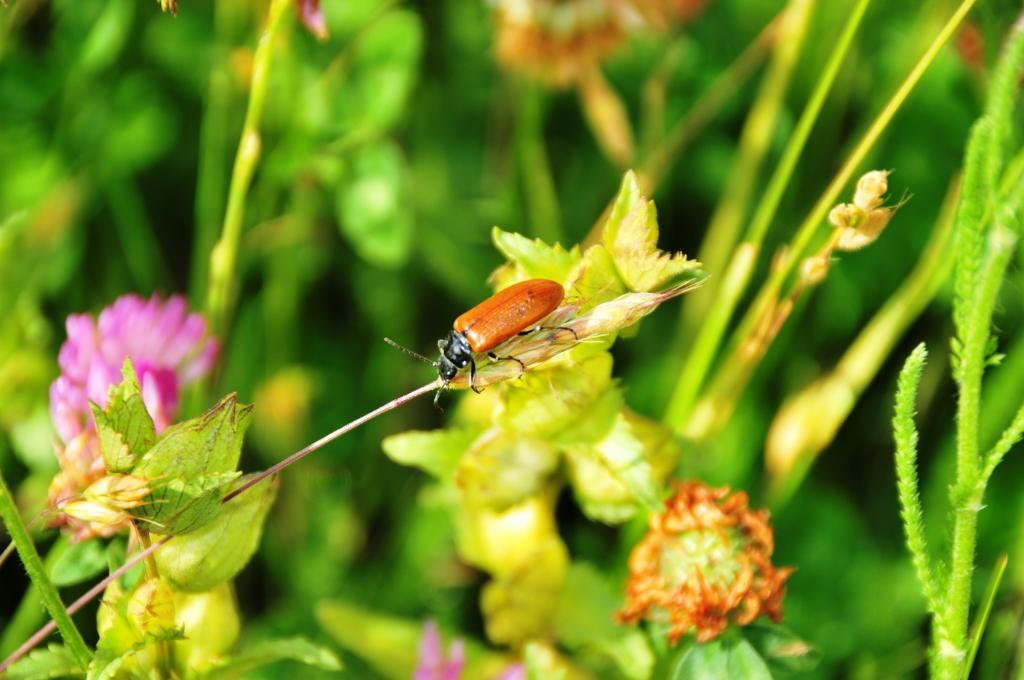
[
  {"x1": 51, "y1": 539, "x2": 107, "y2": 587},
  {"x1": 571, "y1": 410, "x2": 662, "y2": 515},
  {"x1": 134, "y1": 394, "x2": 251, "y2": 481},
  {"x1": 670, "y1": 637, "x2": 772, "y2": 680},
  {"x1": 565, "y1": 243, "x2": 628, "y2": 315},
  {"x1": 381, "y1": 427, "x2": 478, "y2": 481},
  {"x1": 130, "y1": 471, "x2": 240, "y2": 536},
  {"x1": 745, "y1": 623, "x2": 820, "y2": 674},
  {"x1": 343, "y1": 10, "x2": 423, "y2": 131},
  {"x1": 199, "y1": 637, "x2": 342, "y2": 680},
  {"x1": 553, "y1": 563, "x2": 653, "y2": 680},
  {"x1": 456, "y1": 430, "x2": 560, "y2": 511},
  {"x1": 491, "y1": 227, "x2": 582, "y2": 283},
  {"x1": 92, "y1": 359, "x2": 156, "y2": 474},
  {"x1": 4, "y1": 644, "x2": 85, "y2": 679},
  {"x1": 336, "y1": 140, "x2": 414, "y2": 268},
  {"x1": 525, "y1": 642, "x2": 567, "y2": 680},
  {"x1": 602, "y1": 171, "x2": 703, "y2": 292},
  {"x1": 155, "y1": 475, "x2": 278, "y2": 592}
]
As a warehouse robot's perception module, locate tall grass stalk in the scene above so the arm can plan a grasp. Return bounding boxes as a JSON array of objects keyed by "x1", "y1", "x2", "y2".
[
  {"x1": 671, "y1": 0, "x2": 977, "y2": 436},
  {"x1": 205, "y1": 0, "x2": 293, "y2": 338},
  {"x1": 679, "y1": 0, "x2": 815, "y2": 336},
  {"x1": 664, "y1": 0, "x2": 870, "y2": 427},
  {"x1": 0, "y1": 473, "x2": 90, "y2": 670}
]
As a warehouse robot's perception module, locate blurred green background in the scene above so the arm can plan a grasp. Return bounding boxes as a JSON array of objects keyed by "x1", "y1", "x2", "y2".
[{"x1": 2, "y1": 0, "x2": 1024, "y2": 677}]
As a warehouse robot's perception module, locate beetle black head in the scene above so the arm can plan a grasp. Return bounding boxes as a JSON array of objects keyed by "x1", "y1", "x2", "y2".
[{"x1": 437, "y1": 330, "x2": 472, "y2": 383}]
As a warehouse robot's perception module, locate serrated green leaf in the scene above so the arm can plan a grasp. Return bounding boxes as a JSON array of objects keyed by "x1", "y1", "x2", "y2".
[
  {"x1": 565, "y1": 243, "x2": 628, "y2": 315},
  {"x1": 199, "y1": 637, "x2": 342, "y2": 680},
  {"x1": 4, "y1": 644, "x2": 85, "y2": 679},
  {"x1": 491, "y1": 227, "x2": 582, "y2": 283},
  {"x1": 51, "y1": 539, "x2": 107, "y2": 587},
  {"x1": 381, "y1": 427, "x2": 478, "y2": 481},
  {"x1": 554, "y1": 563, "x2": 653, "y2": 680},
  {"x1": 670, "y1": 637, "x2": 772, "y2": 680},
  {"x1": 602, "y1": 171, "x2": 702, "y2": 292},
  {"x1": 92, "y1": 359, "x2": 156, "y2": 473},
  {"x1": 155, "y1": 475, "x2": 278, "y2": 592},
  {"x1": 130, "y1": 471, "x2": 239, "y2": 536},
  {"x1": 134, "y1": 394, "x2": 251, "y2": 481}
]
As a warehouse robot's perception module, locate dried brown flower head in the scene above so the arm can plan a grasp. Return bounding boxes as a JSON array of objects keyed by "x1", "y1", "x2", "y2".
[
  {"x1": 618, "y1": 481, "x2": 793, "y2": 643},
  {"x1": 492, "y1": 0, "x2": 629, "y2": 87}
]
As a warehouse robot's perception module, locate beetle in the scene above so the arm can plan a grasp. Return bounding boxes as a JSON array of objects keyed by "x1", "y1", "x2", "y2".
[{"x1": 386, "y1": 278, "x2": 570, "y2": 405}]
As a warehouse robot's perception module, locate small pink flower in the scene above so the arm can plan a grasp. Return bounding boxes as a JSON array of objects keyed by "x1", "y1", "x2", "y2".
[
  {"x1": 48, "y1": 293, "x2": 218, "y2": 540},
  {"x1": 413, "y1": 620, "x2": 525, "y2": 680},
  {"x1": 414, "y1": 621, "x2": 464, "y2": 680},
  {"x1": 50, "y1": 293, "x2": 218, "y2": 441}
]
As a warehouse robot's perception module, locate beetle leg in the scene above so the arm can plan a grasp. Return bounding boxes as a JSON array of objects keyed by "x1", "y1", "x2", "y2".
[
  {"x1": 518, "y1": 325, "x2": 579, "y2": 341},
  {"x1": 469, "y1": 358, "x2": 484, "y2": 394},
  {"x1": 487, "y1": 352, "x2": 526, "y2": 378}
]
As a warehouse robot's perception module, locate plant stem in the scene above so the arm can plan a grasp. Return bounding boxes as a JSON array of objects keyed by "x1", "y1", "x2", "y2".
[
  {"x1": 0, "y1": 473, "x2": 90, "y2": 670},
  {"x1": 675, "y1": 0, "x2": 977, "y2": 435},
  {"x1": 516, "y1": 84, "x2": 563, "y2": 244},
  {"x1": 682, "y1": 0, "x2": 815, "y2": 330},
  {"x1": 0, "y1": 379, "x2": 439, "y2": 671},
  {"x1": 206, "y1": 0, "x2": 293, "y2": 338},
  {"x1": 225, "y1": 380, "x2": 439, "y2": 502},
  {"x1": 190, "y1": 0, "x2": 236, "y2": 305},
  {"x1": 0, "y1": 534, "x2": 170, "y2": 674},
  {"x1": 636, "y1": 12, "x2": 779, "y2": 195},
  {"x1": 938, "y1": 220, "x2": 1019, "y2": 678},
  {"x1": 0, "y1": 535, "x2": 71, "y2": 657}
]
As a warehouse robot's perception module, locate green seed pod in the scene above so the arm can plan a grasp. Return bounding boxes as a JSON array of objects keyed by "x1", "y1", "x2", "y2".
[{"x1": 155, "y1": 474, "x2": 277, "y2": 592}]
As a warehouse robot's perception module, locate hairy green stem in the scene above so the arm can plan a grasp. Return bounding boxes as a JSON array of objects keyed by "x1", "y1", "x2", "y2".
[
  {"x1": 206, "y1": 0, "x2": 293, "y2": 338},
  {"x1": 939, "y1": 221, "x2": 1019, "y2": 678},
  {"x1": 0, "y1": 473, "x2": 90, "y2": 669},
  {"x1": 0, "y1": 535, "x2": 71, "y2": 657},
  {"x1": 664, "y1": 0, "x2": 868, "y2": 427}
]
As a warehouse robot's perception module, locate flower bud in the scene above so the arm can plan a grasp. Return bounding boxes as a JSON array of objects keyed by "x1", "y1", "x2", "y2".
[
  {"x1": 853, "y1": 170, "x2": 889, "y2": 211},
  {"x1": 480, "y1": 535, "x2": 568, "y2": 644},
  {"x1": 827, "y1": 203, "x2": 861, "y2": 231},
  {"x1": 127, "y1": 578, "x2": 177, "y2": 638},
  {"x1": 799, "y1": 256, "x2": 830, "y2": 286},
  {"x1": 836, "y1": 207, "x2": 892, "y2": 252},
  {"x1": 83, "y1": 474, "x2": 150, "y2": 510}
]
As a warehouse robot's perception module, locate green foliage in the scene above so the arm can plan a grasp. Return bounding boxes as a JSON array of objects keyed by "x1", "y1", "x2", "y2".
[
  {"x1": 154, "y1": 475, "x2": 278, "y2": 592},
  {"x1": 50, "y1": 540, "x2": 108, "y2": 588},
  {"x1": 198, "y1": 638, "x2": 342, "y2": 679},
  {"x1": 668, "y1": 636, "x2": 772, "y2": 680},
  {"x1": 893, "y1": 343, "x2": 940, "y2": 614},
  {"x1": 6, "y1": 0, "x2": 1024, "y2": 678},
  {"x1": 4, "y1": 645, "x2": 84, "y2": 680},
  {"x1": 91, "y1": 361, "x2": 156, "y2": 474},
  {"x1": 602, "y1": 172, "x2": 703, "y2": 292}
]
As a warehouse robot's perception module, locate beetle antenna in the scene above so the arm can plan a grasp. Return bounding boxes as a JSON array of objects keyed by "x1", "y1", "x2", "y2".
[{"x1": 384, "y1": 337, "x2": 437, "y2": 366}]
